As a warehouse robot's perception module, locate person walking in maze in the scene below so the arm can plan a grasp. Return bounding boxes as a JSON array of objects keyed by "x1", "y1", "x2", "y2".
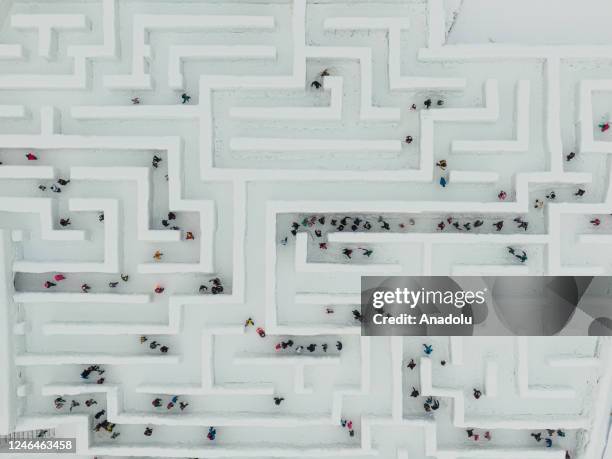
[
  {"x1": 410, "y1": 387, "x2": 419, "y2": 397},
  {"x1": 545, "y1": 438, "x2": 553, "y2": 447},
  {"x1": 274, "y1": 397, "x2": 284, "y2": 406},
  {"x1": 144, "y1": 427, "x2": 153, "y2": 436},
  {"x1": 181, "y1": 93, "x2": 191, "y2": 104},
  {"x1": 407, "y1": 358, "x2": 416, "y2": 370},
  {"x1": 423, "y1": 344, "x2": 433, "y2": 355},
  {"x1": 44, "y1": 281, "x2": 56, "y2": 289},
  {"x1": 515, "y1": 251, "x2": 528, "y2": 263},
  {"x1": 54, "y1": 397, "x2": 66, "y2": 409},
  {"x1": 152, "y1": 398, "x2": 163, "y2": 408}
]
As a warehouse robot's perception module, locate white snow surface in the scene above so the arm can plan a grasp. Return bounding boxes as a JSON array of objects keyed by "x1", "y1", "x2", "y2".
[{"x1": 0, "y1": 0, "x2": 610, "y2": 458}]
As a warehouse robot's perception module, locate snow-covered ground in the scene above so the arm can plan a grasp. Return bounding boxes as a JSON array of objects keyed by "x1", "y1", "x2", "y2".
[{"x1": 0, "y1": 0, "x2": 611, "y2": 458}]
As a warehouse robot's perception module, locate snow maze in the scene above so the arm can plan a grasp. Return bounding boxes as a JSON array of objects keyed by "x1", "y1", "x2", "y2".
[{"x1": 0, "y1": 0, "x2": 611, "y2": 458}]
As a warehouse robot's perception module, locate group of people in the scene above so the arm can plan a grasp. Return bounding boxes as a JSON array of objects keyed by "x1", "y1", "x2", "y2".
[
  {"x1": 245, "y1": 315, "x2": 344, "y2": 354},
  {"x1": 466, "y1": 428, "x2": 491, "y2": 441},
  {"x1": 342, "y1": 247, "x2": 373, "y2": 259},
  {"x1": 200, "y1": 277, "x2": 224, "y2": 295},
  {"x1": 80, "y1": 365, "x2": 106, "y2": 384},
  {"x1": 340, "y1": 419, "x2": 355, "y2": 437},
  {"x1": 531, "y1": 429, "x2": 566, "y2": 448},
  {"x1": 42, "y1": 271, "x2": 225, "y2": 297},
  {"x1": 406, "y1": 347, "x2": 448, "y2": 413},
  {"x1": 151, "y1": 395, "x2": 188, "y2": 411},
  {"x1": 160, "y1": 211, "x2": 180, "y2": 231},
  {"x1": 54, "y1": 397, "x2": 97, "y2": 412},
  {"x1": 423, "y1": 397, "x2": 440, "y2": 412},
  {"x1": 38, "y1": 177, "x2": 70, "y2": 194},
  {"x1": 94, "y1": 419, "x2": 120, "y2": 439},
  {"x1": 141, "y1": 336, "x2": 170, "y2": 354},
  {"x1": 43, "y1": 273, "x2": 130, "y2": 292},
  {"x1": 273, "y1": 339, "x2": 343, "y2": 354}
]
